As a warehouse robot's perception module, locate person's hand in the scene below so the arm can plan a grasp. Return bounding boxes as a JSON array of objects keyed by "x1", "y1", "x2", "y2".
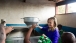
[
  {"x1": 31, "y1": 24, "x2": 37, "y2": 29},
  {"x1": 42, "y1": 34, "x2": 47, "y2": 38},
  {"x1": 5, "y1": 26, "x2": 14, "y2": 34}
]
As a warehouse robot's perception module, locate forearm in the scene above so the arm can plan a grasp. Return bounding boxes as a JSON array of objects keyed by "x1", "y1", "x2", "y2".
[
  {"x1": 25, "y1": 40, "x2": 31, "y2": 43},
  {"x1": 38, "y1": 26, "x2": 43, "y2": 29},
  {"x1": 25, "y1": 24, "x2": 37, "y2": 43},
  {"x1": 25, "y1": 27, "x2": 34, "y2": 43},
  {"x1": 25, "y1": 27, "x2": 34, "y2": 39}
]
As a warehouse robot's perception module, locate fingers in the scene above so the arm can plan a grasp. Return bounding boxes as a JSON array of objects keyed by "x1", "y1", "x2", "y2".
[
  {"x1": 6, "y1": 26, "x2": 14, "y2": 32},
  {"x1": 32, "y1": 24, "x2": 37, "y2": 26},
  {"x1": 42, "y1": 34, "x2": 47, "y2": 37},
  {"x1": 30, "y1": 24, "x2": 37, "y2": 29},
  {"x1": 6, "y1": 26, "x2": 14, "y2": 30}
]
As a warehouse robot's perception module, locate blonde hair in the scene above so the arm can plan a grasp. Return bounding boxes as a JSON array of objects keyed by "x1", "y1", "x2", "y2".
[{"x1": 47, "y1": 17, "x2": 57, "y2": 27}]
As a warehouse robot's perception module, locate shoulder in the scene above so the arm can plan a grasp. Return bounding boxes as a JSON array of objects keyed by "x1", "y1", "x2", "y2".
[
  {"x1": 54, "y1": 27, "x2": 60, "y2": 35},
  {"x1": 55, "y1": 27, "x2": 59, "y2": 31}
]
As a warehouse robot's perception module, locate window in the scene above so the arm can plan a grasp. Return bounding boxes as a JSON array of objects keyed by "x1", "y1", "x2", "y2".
[
  {"x1": 56, "y1": 5, "x2": 66, "y2": 14},
  {"x1": 56, "y1": 2, "x2": 76, "y2": 15},
  {"x1": 67, "y1": 2, "x2": 76, "y2": 13}
]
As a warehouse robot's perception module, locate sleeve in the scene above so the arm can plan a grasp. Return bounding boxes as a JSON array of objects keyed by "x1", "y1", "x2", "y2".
[
  {"x1": 41, "y1": 27, "x2": 47, "y2": 31},
  {"x1": 52, "y1": 30, "x2": 60, "y2": 43}
]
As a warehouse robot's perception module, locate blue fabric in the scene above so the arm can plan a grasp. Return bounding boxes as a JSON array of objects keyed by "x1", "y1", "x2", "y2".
[{"x1": 41, "y1": 27, "x2": 60, "y2": 43}]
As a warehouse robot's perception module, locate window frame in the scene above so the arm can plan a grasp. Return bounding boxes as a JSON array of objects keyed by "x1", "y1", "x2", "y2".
[
  {"x1": 56, "y1": 4, "x2": 67, "y2": 15},
  {"x1": 56, "y1": 2, "x2": 76, "y2": 15}
]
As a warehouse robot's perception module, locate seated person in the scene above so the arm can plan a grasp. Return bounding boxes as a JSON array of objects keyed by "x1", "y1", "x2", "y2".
[
  {"x1": 38, "y1": 17, "x2": 60, "y2": 43},
  {"x1": 57, "y1": 24, "x2": 65, "y2": 43},
  {"x1": 61, "y1": 32, "x2": 75, "y2": 43},
  {"x1": 57, "y1": 24, "x2": 64, "y2": 36},
  {"x1": 0, "y1": 24, "x2": 13, "y2": 43}
]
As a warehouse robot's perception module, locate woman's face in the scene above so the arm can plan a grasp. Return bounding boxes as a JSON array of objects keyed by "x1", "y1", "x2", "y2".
[{"x1": 47, "y1": 19, "x2": 55, "y2": 28}]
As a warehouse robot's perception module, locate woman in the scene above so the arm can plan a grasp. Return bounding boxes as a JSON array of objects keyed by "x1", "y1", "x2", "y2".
[{"x1": 39, "y1": 17, "x2": 60, "y2": 43}]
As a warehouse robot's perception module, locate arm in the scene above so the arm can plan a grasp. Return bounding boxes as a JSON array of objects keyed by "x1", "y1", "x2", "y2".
[
  {"x1": 0, "y1": 24, "x2": 6, "y2": 43},
  {"x1": 25, "y1": 27, "x2": 34, "y2": 43},
  {"x1": 5, "y1": 26, "x2": 13, "y2": 34},
  {"x1": 0, "y1": 24, "x2": 13, "y2": 43},
  {"x1": 52, "y1": 30, "x2": 60, "y2": 43},
  {"x1": 37, "y1": 26, "x2": 43, "y2": 29},
  {"x1": 25, "y1": 24, "x2": 36, "y2": 43}
]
